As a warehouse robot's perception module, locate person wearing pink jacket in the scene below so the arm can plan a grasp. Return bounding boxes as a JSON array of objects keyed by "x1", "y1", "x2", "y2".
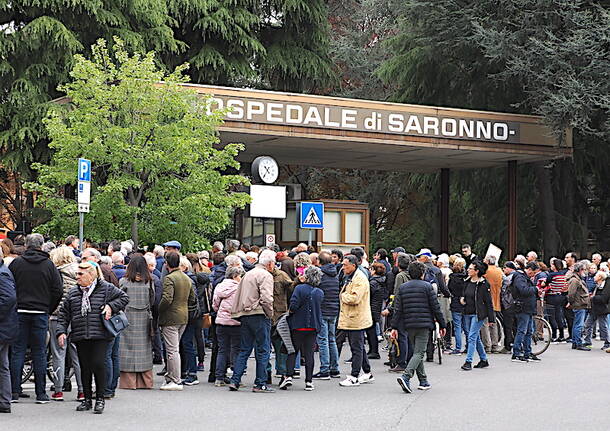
[{"x1": 212, "y1": 266, "x2": 244, "y2": 387}]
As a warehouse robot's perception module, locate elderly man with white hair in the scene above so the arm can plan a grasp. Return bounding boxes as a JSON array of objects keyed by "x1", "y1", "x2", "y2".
[
  {"x1": 228, "y1": 250, "x2": 275, "y2": 393},
  {"x1": 245, "y1": 252, "x2": 258, "y2": 265},
  {"x1": 583, "y1": 271, "x2": 610, "y2": 349},
  {"x1": 110, "y1": 251, "x2": 127, "y2": 280},
  {"x1": 526, "y1": 251, "x2": 538, "y2": 263},
  {"x1": 592, "y1": 253, "x2": 602, "y2": 267},
  {"x1": 144, "y1": 253, "x2": 164, "y2": 364}
]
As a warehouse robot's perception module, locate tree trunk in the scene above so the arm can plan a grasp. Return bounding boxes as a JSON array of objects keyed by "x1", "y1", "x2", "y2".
[
  {"x1": 534, "y1": 162, "x2": 558, "y2": 258},
  {"x1": 131, "y1": 214, "x2": 138, "y2": 250}
]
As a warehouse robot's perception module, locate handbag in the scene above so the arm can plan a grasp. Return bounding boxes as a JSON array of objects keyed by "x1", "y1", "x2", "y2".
[
  {"x1": 201, "y1": 286, "x2": 212, "y2": 329},
  {"x1": 101, "y1": 283, "x2": 129, "y2": 337}
]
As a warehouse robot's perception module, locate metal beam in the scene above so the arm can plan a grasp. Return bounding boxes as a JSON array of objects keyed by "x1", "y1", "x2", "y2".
[
  {"x1": 440, "y1": 168, "x2": 450, "y2": 252},
  {"x1": 507, "y1": 161, "x2": 518, "y2": 259}
]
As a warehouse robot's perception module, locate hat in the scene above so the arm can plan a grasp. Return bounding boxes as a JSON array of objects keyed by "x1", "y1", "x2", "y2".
[
  {"x1": 391, "y1": 247, "x2": 406, "y2": 253},
  {"x1": 504, "y1": 261, "x2": 517, "y2": 270},
  {"x1": 416, "y1": 248, "x2": 432, "y2": 258},
  {"x1": 197, "y1": 250, "x2": 209, "y2": 259},
  {"x1": 163, "y1": 240, "x2": 182, "y2": 249}
]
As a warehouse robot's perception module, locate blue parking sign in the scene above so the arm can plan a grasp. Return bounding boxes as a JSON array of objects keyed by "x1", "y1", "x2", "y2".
[
  {"x1": 78, "y1": 158, "x2": 91, "y2": 182},
  {"x1": 300, "y1": 202, "x2": 324, "y2": 229}
]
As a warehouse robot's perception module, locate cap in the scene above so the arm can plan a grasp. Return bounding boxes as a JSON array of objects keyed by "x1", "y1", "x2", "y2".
[
  {"x1": 391, "y1": 247, "x2": 406, "y2": 253},
  {"x1": 197, "y1": 250, "x2": 209, "y2": 259},
  {"x1": 163, "y1": 240, "x2": 182, "y2": 249},
  {"x1": 416, "y1": 248, "x2": 432, "y2": 258},
  {"x1": 504, "y1": 261, "x2": 517, "y2": 270}
]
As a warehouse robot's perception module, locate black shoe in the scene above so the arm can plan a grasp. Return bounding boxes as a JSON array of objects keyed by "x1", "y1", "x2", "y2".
[
  {"x1": 330, "y1": 371, "x2": 341, "y2": 379},
  {"x1": 383, "y1": 361, "x2": 392, "y2": 366},
  {"x1": 527, "y1": 354, "x2": 541, "y2": 362},
  {"x1": 425, "y1": 357, "x2": 434, "y2": 363},
  {"x1": 63, "y1": 380, "x2": 72, "y2": 392},
  {"x1": 293, "y1": 370, "x2": 301, "y2": 379},
  {"x1": 312, "y1": 372, "x2": 330, "y2": 380},
  {"x1": 0, "y1": 406, "x2": 10, "y2": 413},
  {"x1": 473, "y1": 360, "x2": 489, "y2": 369},
  {"x1": 367, "y1": 353, "x2": 381, "y2": 359},
  {"x1": 93, "y1": 399, "x2": 104, "y2": 414},
  {"x1": 461, "y1": 361, "x2": 472, "y2": 371},
  {"x1": 267, "y1": 371, "x2": 272, "y2": 385},
  {"x1": 344, "y1": 358, "x2": 352, "y2": 364},
  {"x1": 571, "y1": 344, "x2": 578, "y2": 350},
  {"x1": 576, "y1": 345, "x2": 591, "y2": 351},
  {"x1": 76, "y1": 400, "x2": 92, "y2": 411},
  {"x1": 153, "y1": 358, "x2": 163, "y2": 365},
  {"x1": 228, "y1": 383, "x2": 239, "y2": 391},
  {"x1": 102, "y1": 393, "x2": 114, "y2": 400},
  {"x1": 18, "y1": 393, "x2": 30, "y2": 399},
  {"x1": 156, "y1": 368, "x2": 167, "y2": 376}
]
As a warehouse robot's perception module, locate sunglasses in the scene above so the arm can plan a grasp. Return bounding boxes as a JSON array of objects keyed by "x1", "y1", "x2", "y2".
[{"x1": 76, "y1": 272, "x2": 85, "y2": 276}]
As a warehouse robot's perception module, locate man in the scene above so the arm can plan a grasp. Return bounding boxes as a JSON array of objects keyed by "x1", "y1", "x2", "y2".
[
  {"x1": 338, "y1": 255, "x2": 373, "y2": 387},
  {"x1": 296, "y1": 243, "x2": 308, "y2": 253},
  {"x1": 565, "y1": 252, "x2": 578, "y2": 272},
  {"x1": 8, "y1": 233, "x2": 63, "y2": 403},
  {"x1": 163, "y1": 240, "x2": 182, "y2": 255},
  {"x1": 482, "y1": 255, "x2": 503, "y2": 353},
  {"x1": 461, "y1": 244, "x2": 477, "y2": 268},
  {"x1": 197, "y1": 251, "x2": 212, "y2": 274},
  {"x1": 82, "y1": 248, "x2": 119, "y2": 286},
  {"x1": 0, "y1": 247, "x2": 18, "y2": 413},
  {"x1": 229, "y1": 250, "x2": 274, "y2": 393},
  {"x1": 111, "y1": 251, "x2": 127, "y2": 280},
  {"x1": 153, "y1": 245, "x2": 165, "y2": 273},
  {"x1": 269, "y1": 260, "x2": 293, "y2": 383},
  {"x1": 64, "y1": 235, "x2": 80, "y2": 257},
  {"x1": 212, "y1": 241, "x2": 224, "y2": 255},
  {"x1": 500, "y1": 262, "x2": 518, "y2": 353},
  {"x1": 309, "y1": 252, "x2": 319, "y2": 267},
  {"x1": 592, "y1": 253, "x2": 602, "y2": 267},
  {"x1": 330, "y1": 249, "x2": 344, "y2": 273},
  {"x1": 566, "y1": 261, "x2": 591, "y2": 351},
  {"x1": 245, "y1": 251, "x2": 258, "y2": 265},
  {"x1": 226, "y1": 240, "x2": 240, "y2": 255},
  {"x1": 526, "y1": 251, "x2": 538, "y2": 263},
  {"x1": 392, "y1": 262, "x2": 446, "y2": 393},
  {"x1": 313, "y1": 251, "x2": 340, "y2": 380},
  {"x1": 144, "y1": 253, "x2": 164, "y2": 364},
  {"x1": 158, "y1": 252, "x2": 196, "y2": 390},
  {"x1": 510, "y1": 264, "x2": 539, "y2": 362}
]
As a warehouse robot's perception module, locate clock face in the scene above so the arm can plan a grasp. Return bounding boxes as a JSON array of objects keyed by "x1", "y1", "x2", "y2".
[{"x1": 258, "y1": 157, "x2": 279, "y2": 184}]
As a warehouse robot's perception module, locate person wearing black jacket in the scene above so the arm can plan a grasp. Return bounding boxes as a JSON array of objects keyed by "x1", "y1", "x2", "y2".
[
  {"x1": 313, "y1": 252, "x2": 340, "y2": 379},
  {"x1": 511, "y1": 268, "x2": 539, "y2": 362},
  {"x1": 8, "y1": 233, "x2": 63, "y2": 404},
  {"x1": 0, "y1": 251, "x2": 18, "y2": 413},
  {"x1": 391, "y1": 262, "x2": 446, "y2": 393},
  {"x1": 57, "y1": 261, "x2": 129, "y2": 414},
  {"x1": 366, "y1": 263, "x2": 386, "y2": 359},
  {"x1": 460, "y1": 261, "x2": 495, "y2": 371},
  {"x1": 448, "y1": 258, "x2": 467, "y2": 355},
  {"x1": 583, "y1": 272, "x2": 610, "y2": 349}
]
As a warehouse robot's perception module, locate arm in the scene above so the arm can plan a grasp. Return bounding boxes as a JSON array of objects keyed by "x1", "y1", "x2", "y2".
[
  {"x1": 159, "y1": 276, "x2": 175, "y2": 313},
  {"x1": 437, "y1": 271, "x2": 450, "y2": 298},
  {"x1": 390, "y1": 290, "x2": 403, "y2": 329},
  {"x1": 0, "y1": 270, "x2": 16, "y2": 316},
  {"x1": 428, "y1": 284, "x2": 446, "y2": 328},
  {"x1": 341, "y1": 276, "x2": 368, "y2": 305},
  {"x1": 259, "y1": 273, "x2": 274, "y2": 319},
  {"x1": 212, "y1": 286, "x2": 224, "y2": 312},
  {"x1": 482, "y1": 282, "x2": 495, "y2": 322},
  {"x1": 56, "y1": 290, "x2": 72, "y2": 336},
  {"x1": 49, "y1": 265, "x2": 64, "y2": 314},
  {"x1": 106, "y1": 284, "x2": 129, "y2": 313},
  {"x1": 288, "y1": 285, "x2": 302, "y2": 312}
]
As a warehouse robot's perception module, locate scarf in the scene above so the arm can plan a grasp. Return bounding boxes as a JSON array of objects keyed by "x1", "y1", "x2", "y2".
[{"x1": 80, "y1": 279, "x2": 97, "y2": 317}]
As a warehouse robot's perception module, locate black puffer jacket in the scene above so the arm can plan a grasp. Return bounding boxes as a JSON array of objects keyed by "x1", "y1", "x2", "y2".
[
  {"x1": 448, "y1": 271, "x2": 467, "y2": 312},
  {"x1": 57, "y1": 279, "x2": 129, "y2": 342},
  {"x1": 391, "y1": 279, "x2": 446, "y2": 331},
  {"x1": 318, "y1": 263, "x2": 340, "y2": 319},
  {"x1": 369, "y1": 275, "x2": 386, "y2": 322}
]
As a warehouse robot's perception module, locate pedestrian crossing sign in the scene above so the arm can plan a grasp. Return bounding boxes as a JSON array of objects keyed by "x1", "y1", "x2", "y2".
[{"x1": 300, "y1": 202, "x2": 324, "y2": 229}]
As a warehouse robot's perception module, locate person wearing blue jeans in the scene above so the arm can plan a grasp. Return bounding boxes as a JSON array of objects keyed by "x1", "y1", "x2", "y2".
[
  {"x1": 10, "y1": 314, "x2": 50, "y2": 401},
  {"x1": 451, "y1": 312, "x2": 467, "y2": 353},
  {"x1": 315, "y1": 316, "x2": 339, "y2": 377},
  {"x1": 103, "y1": 335, "x2": 120, "y2": 398},
  {"x1": 229, "y1": 315, "x2": 271, "y2": 390},
  {"x1": 513, "y1": 313, "x2": 533, "y2": 359},
  {"x1": 460, "y1": 261, "x2": 495, "y2": 371},
  {"x1": 572, "y1": 309, "x2": 587, "y2": 348},
  {"x1": 565, "y1": 262, "x2": 592, "y2": 351},
  {"x1": 179, "y1": 322, "x2": 198, "y2": 384}
]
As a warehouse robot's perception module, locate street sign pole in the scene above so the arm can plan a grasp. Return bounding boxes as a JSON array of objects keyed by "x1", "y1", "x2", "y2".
[
  {"x1": 77, "y1": 158, "x2": 91, "y2": 252},
  {"x1": 79, "y1": 212, "x2": 84, "y2": 253},
  {"x1": 308, "y1": 229, "x2": 312, "y2": 247}
]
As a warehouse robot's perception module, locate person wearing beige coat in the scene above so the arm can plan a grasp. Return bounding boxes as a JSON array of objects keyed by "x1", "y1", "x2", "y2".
[{"x1": 338, "y1": 255, "x2": 373, "y2": 387}]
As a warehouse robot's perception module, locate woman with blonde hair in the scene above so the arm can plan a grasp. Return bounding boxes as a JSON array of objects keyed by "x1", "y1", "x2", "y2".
[{"x1": 48, "y1": 246, "x2": 84, "y2": 401}]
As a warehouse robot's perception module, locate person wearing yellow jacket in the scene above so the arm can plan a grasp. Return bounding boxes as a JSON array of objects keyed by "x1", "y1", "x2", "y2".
[{"x1": 338, "y1": 255, "x2": 373, "y2": 387}]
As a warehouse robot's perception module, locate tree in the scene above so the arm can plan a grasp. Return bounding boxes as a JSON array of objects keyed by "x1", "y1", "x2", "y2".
[
  {"x1": 0, "y1": 0, "x2": 181, "y2": 231},
  {"x1": 31, "y1": 38, "x2": 249, "y2": 250}
]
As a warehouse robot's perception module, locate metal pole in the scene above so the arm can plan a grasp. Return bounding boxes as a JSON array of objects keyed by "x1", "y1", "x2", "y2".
[
  {"x1": 440, "y1": 168, "x2": 450, "y2": 252},
  {"x1": 308, "y1": 229, "x2": 312, "y2": 247},
  {"x1": 79, "y1": 212, "x2": 84, "y2": 252},
  {"x1": 507, "y1": 161, "x2": 518, "y2": 259},
  {"x1": 261, "y1": 218, "x2": 266, "y2": 247}
]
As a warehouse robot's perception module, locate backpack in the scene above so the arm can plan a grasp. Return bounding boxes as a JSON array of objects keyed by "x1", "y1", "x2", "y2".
[
  {"x1": 424, "y1": 267, "x2": 438, "y2": 294},
  {"x1": 501, "y1": 274, "x2": 515, "y2": 310}
]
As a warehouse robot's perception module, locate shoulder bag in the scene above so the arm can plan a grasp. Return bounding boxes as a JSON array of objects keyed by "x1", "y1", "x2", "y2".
[{"x1": 101, "y1": 282, "x2": 129, "y2": 337}]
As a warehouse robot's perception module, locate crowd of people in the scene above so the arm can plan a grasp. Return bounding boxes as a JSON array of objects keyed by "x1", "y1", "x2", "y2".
[{"x1": 1, "y1": 234, "x2": 609, "y2": 413}]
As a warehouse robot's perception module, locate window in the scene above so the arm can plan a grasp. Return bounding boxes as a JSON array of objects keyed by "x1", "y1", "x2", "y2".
[
  {"x1": 345, "y1": 212, "x2": 363, "y2": 243},
  {"x1": 323, "y1": 211, "x2": 341, "y2": 243}
]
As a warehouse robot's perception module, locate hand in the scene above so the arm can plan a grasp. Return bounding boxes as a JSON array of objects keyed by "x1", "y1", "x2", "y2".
[
  {"x1": 566, "y1": 303, "x2": 571, "y2": 309},
  {"x1": 439, "y1": 328, "x2": 446, "y2": 338},
  {"x1": 58, "y1": 334, "x2": 66, "y2": 348},
  {"x1": 390, "y1": 329, "x2": 398, "y2": 340},
  {"x1": 460, "y1": 297, "x2": 466, "y2": 305},
  {"x1": 488, "y1": 321, "x2": 494, "y2": 327},
  {"x1": 298, "y1": 275, "x2": 306, "y2": 283},
  {"x1": 381, "y1": 309, "x2": 390, "y2": 317},
  {"x1": 102, "y1": 305, "x2": 112, "y2": 320}
]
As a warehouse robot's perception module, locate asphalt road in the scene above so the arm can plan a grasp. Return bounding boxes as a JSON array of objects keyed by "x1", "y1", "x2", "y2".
[{"x1": 5, "y1": 339, "x2": 610, "y2": 431}]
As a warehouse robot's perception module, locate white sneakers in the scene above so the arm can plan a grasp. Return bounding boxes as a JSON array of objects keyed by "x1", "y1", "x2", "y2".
[
  {"x1": 305, "y1": 382, "x2": 314, "y2": 391},
  {"x1": 160, "y1": 382, "x2": 184, "y2": 391},
  {"x1": 339, "y1": 373, "x2": 375, "y2": 387},
  {"x1": 358, "y1": 373, "x2": 375, "y2": 384}
]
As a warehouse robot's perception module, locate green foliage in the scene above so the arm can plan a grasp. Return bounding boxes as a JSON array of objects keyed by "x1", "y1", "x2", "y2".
[{"x1": 30, "y1": 39, "x2": 250, "y2": 249}]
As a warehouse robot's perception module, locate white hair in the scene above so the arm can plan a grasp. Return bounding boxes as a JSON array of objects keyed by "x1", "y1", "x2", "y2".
[
  {"x1": 592, "y1": 253, "x2": 602, "y2": 261},
  {"x1": 120, "y1": 241, "x2": 133, "y2": 256},
  {"x1": 153, "y1": 245, "x2": 165, "y2": 257},
  {"x1": 485, "y1": 255, "x2": 497, "y2": 266},
  {"x1": 246, "y1": 251, "x2": 258, "y2": 261},
  {"x1": 144, "y1": 252, "x2": 156, "y2": 267},
  {"x1": 180, "y1": 256, "x2": 192, "y2": 272},
  {"x1": 111, "y1": 251, "x2": 124, "y2": 265},
  {"x1": 224, "y1": 254, "x2": 242, "y2": 268},
  {"x1": 213, "y1": 241, "x2": 224, "y2": 252},
  {"x1": 437, "y1": 253, "x2": 449, "y2": 267},
  {"x1": 258, "y1": 250, "x2": 276, "y2": 266},
  {"x1": 83, "y1": 247, "x2": 101, "y2": 261},
  {"x1": 100, "y1": 256, "x2": 112, "y2": 266},
  {"x1": 527, "y1": 251, "x2": 538, "y2": 259}
]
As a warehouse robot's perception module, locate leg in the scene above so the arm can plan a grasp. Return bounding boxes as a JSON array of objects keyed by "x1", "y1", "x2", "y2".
[
  {"x1": 522, "y1": 315, "x2": 534, "y2": 357},
  {"x1": 230, "y1": 317, "x2": 256, "y2": 386},
  {"x1": 207, "y1": 321, "x2": 219, "y2": 383},
  {"x1": 598, "y1": 315, "x2": 609, "y2": 346},
  {"x1": 396, "y1": 328, "x2": 408, "y2": 368},
  {"x1": 48, "y1": 319, "x2": 67, "y2": 392},
  {"x1": 365, "y1": 321, "x2": 379, "y2": 355},
  {"x1": 583, "y1": 313, "x2": 595, "y2": 345},
  {"x1": 194, "y1": 319, "x2": 205, "y2": 365},
  {"x1": 30, "y1": 314, "x2": 49, "y2": 398},
  {"x1": 253, "y1": 316, "x2": 272, "y2": 387},
  {"x1": 480, "y1": 318, "x2": 491, "y2": 352},
  {"x1": 271, "y1": 332, "x2": 287, "y2": 376},
  {"x1": 513, "y1": 313, "x2": 527, "y2": 357},
  {"x1": 502, "y1": 308, "x2": 515, "y2": 350},
  {"x1": 360, "y1": 331, "x2": 371, "y2": 374},
  {"x1": 335, "y1": 329, "x2": 346, "y2": 357},
  {"x1": 316, "y1": 319, "x2": 330, "y2": 374},
  {"x1": 302, "y1": 332, "x2": 316, "y2": 382},
  {"x1": 0, "y1": 344, "x2": 11, "y2": 409},
  {"x1": 426, "y1": 330, "x2": 434, "y2": 361},
  {"x1": 179, "y1": 322, "x2": 197, "y2": 377},
  {"x1": 160, "y1": 326, "x2": 182, "y2": 384},
  {"x1": 572, "y1": 309, "x2": 586, "y2": 346},
  {"x1": 9, "y1": 314, "x2": 29, "y2": 396},
  {"x1": 229, "y1": 326, "x2": 242, "y2": 368},
  {"x1": 347, "y1": 330, "x2": 362, "y2": 378},
  {"x1": 214, "y1": 325, "x2": 229, "y2": 380},
  {"x1": 75, "y1": 341, "x2": 93, "y2": 400},
  {"x1": 403, "y1": 329, "x2": 428, "y2": 382},
  {"x1": 68, "y1": 340, "x2": 83, "y2": 392},
  {"x1": 473, "y1": 320, "x2": 488, "y2": 361},
  {"x1": 286, "y1": 331, "x2": 304, "y2": 378},
  {"x1": 327, "y1": 317, "x2": 339, "y2": 374},
  {"x1": 90, "y1": 340, "x2": 109, "y2": 400}
]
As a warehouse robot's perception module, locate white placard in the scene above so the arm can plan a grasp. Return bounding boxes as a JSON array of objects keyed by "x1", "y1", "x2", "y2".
[
  {"x1": 265, "y1": 234, "x2": 276, "y2": 247},
  {"x1": 78, "y1": 181, "x2": 90, "y2": 205},
  {"x1": 485, "y1": 243, "x2": 502, "y2": 263},
  {"x1": 249, "y1": 185, "x2": 286, "y2": 219}
]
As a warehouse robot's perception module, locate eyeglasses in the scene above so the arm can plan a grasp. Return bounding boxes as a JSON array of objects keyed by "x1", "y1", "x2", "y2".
[{"x1": 76, "y1": 272, "x2": 85, "y2": 276}]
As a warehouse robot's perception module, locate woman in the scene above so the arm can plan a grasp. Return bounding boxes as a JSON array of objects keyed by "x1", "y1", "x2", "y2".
[
  {"x1": 0, "y1": 239, "x2": 17, "y2": 266},
  {"x1": 584, "y1": 271, "x2": 610, "y2": 349},
  {"x1": 293, "y1": 252, "x2": 312, "y2": 279},
  {"x1": 118, "y1": 254, "x2": 154, "y2": 390},
  {"x1": 542, "y1": 258, "x2": 568, "y2": 342},
  {"x1": 460, "y1": 261, "x2": 494, "y2": 371},
  {"x1": 186, "y1": 253, "x2": 210, "y2": 373},
  {"x1": 49, "y1": 246, "x2": 84, "y2": 401},
  {"x1": 57, "y1": 261, "x2": 128, "y2": 414},
  {"x1": 366, "y1": 263, "x2": 386, "y2": 359},
  {"x1": 279, "y1": 266, "x2": 324, "y2": 391},
  {"x1": 448, "y1": 257, "x2": 467, "y2": 355},
  {"x1": 212, "y1": 266, "x2": 243, "y2": 386}
]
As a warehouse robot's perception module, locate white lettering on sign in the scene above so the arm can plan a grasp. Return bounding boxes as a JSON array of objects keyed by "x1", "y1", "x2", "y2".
[{"x1": 207, "y1": 97, "x2": 521, "y2": 143}]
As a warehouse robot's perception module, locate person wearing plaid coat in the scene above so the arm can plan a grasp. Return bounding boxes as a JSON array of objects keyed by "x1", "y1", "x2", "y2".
[{"x1": 118, "y1": 256, "x2": 155, "y2": 389}]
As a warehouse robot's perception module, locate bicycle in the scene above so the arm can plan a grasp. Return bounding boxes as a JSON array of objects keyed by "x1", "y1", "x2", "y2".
[
  {"x1": 431, "y1": 322, "x2": 444, "y2": 365},
  {"x1": 494, "y1": 300, "x2": 552, "y2": 356}
]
